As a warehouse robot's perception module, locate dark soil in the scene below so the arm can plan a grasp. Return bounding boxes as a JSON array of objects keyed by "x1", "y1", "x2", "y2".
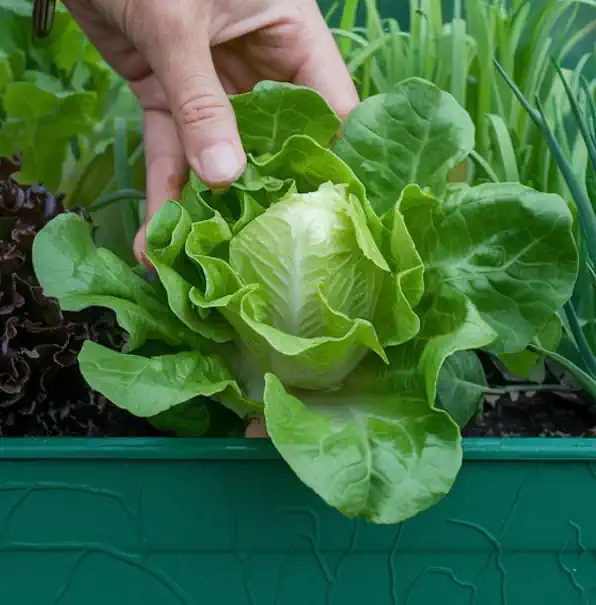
[
  {"x1": 464, "y1": 390, "x2": 596, "y2": 437},
  {"x1": 463, "y1": 352, "x2": 596, "y2": 437}
]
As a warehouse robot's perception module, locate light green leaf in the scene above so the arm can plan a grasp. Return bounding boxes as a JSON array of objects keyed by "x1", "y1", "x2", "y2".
[
  {"x1": 230, "y1": 80, "x2": 341, "y2": 154},
  {"x1": 334, "y1": 77, "x2": 475, "y2": 213},
  {"x1": 264, "y1": 361, "x2": 461, "y2": 524},
  {"x1": 252, "y1": 134, "x2": 387, "y2": 244},
  {"x1": 32, "y1": 213, "x2": 201, "y2": 349},
  {"x1": 146, "y1": 201, "x2": 235, "y2": 343},
  {"x1": 229, "y1": 182, "x2": 388, "y2": 335},
  {"x1": 34, "y1": 214, "x2": 158, "y2": 307},
  {"x1": 79, "y1": 341, "x2": 259, "y2": 418},
  {"x1": 401, "y1": 182, "x2": 578, "y2": 354},
  {"x1": 437, "y1": 350, "x2": 487, "y2": 427}
]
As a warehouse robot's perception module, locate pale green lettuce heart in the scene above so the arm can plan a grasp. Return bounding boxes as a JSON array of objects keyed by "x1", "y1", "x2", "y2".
[{"x1": 229, "y1": 183, "x2": 388, "y2": 335}]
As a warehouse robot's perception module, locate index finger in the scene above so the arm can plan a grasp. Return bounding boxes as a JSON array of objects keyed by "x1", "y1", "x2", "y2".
[{"x1": 292, "y1": 6, "x2": 360, "y2": 119}]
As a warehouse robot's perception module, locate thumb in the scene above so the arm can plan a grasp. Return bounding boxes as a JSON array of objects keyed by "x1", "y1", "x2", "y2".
[{"x1": 129, "y1": 7, "x2": 246, "y2": 187}]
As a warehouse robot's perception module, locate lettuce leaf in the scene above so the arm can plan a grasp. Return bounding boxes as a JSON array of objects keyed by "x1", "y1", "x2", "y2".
[{"x1": 33, "y1": 78, "x2": 579, "y2": 524}]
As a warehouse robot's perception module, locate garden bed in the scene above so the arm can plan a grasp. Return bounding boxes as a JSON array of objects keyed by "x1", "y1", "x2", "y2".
[
  {"x1": 1, "y1": 437, "x2": 595, "y2": 605},
  {"x1": 2, "y1": 0, "x2": 596, "y2": 599}
]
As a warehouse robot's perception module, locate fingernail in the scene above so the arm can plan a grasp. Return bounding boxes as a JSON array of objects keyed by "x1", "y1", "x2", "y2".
[{"x1": 194, "y1": 143, "x2": 244, "y2": 186}]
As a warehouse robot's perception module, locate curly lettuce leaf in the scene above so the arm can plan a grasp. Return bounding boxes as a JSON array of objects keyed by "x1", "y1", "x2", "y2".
[{"x1": 145, "y1": 200, "x2": 235, "y2": 343}]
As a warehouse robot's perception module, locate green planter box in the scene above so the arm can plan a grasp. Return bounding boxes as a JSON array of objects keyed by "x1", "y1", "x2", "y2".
[{"x1": 1, "y1": 437, "x2": 594, "y2": 604}]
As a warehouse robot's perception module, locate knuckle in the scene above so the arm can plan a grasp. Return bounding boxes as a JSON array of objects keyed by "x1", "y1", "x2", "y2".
[
  {"x1": 176, "y1": 90, "x2": 230, "y2": 128},
  {"x1": 122, "y1": 0, "x2": 191, "y2": 46}
]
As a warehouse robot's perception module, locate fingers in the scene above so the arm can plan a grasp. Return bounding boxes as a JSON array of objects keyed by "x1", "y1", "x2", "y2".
[
  {"x1": 292, "y1": 4, "x2": 360, "y2": 119},
  {"x1": 125, "y1": 2, "x2": 246, "y2": 188},
  {"x1": 134, "y1": 108, "x2": 188, "y2": 264}
]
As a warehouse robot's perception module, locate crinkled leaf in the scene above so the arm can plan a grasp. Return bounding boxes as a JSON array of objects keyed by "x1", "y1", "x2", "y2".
[
  {"x1": 264, "y1": 354, "x2": 461, "y2": 524},
  {"x1": 145, "y1": 201, "x2": 234, "y2": 342},
  {"x1": 401, "y1": 182, "x2": 578, "y2": 354},
  {"x1": 334, "y1": 77, "x2": 475, "y2": 213},
  {"x1": 230, "y1": 81, "x2": 341, "y2": 154},
  {"x1": 253, "y1": 134, "x2": 386, "y2": 243}
]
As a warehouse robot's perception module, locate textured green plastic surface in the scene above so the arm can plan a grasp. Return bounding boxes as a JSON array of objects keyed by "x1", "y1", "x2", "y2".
[{"x1": 0, "y1": 437, "x2": 595, "y2": 604}]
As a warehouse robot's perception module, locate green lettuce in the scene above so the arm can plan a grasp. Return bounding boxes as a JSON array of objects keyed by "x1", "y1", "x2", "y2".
[{"x1": 32, "y1": 78, "x2": 578, "y2": 524}]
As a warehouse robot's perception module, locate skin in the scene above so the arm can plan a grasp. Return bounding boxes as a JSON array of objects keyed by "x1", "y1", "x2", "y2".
[{"x1": 63, "y1": 0, "x2": 359, "y2": 437}]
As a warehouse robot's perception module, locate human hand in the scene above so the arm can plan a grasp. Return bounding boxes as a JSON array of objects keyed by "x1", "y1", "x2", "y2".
[{"x1": 62, "y1": 0, "x2": 359, "y2": 262}]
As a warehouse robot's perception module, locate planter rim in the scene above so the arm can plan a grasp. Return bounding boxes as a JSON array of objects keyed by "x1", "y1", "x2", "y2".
[{"x1": 0, "y1": 437, "x2": 594, "y2": 460}]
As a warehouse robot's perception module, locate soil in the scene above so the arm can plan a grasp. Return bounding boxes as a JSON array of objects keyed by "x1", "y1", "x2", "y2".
[
  {"x1": 463, "y1": 353, "x2": 596, "y2": 438},
  {"x1": 464, "y1": 390, "x2": 596, "y2": 437}
]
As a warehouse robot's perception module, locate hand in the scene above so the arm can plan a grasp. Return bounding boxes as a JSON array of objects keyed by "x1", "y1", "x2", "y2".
[{"x1": 62, "y1": 0, "x2": 359, "y2": 262}]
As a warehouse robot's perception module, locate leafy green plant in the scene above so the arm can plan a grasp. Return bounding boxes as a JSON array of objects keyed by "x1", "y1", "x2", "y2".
[
  {"x1": 497, "y1": 58, "x2": 596, "y2": 400},
  {"x1": 32, "y1": 78, "x2": 578, "y2": 523},
  {"x1": 0, "y1": 0, "x2": 145, "y2": 264},
  {"x1": 332, "y1": 0, "x2": 596, "y2": 196}
]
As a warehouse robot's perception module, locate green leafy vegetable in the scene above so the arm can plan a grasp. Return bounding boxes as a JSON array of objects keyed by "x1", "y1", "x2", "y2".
[
  {"x1": 437, "y1": 351, "x2": 487, "y2": 427},
  {"x1": 33, "y1": 78, "x2": 578, "y2": 524},
  {"x1": 333, "y1": 78, "x2": 475, "y2": 213}
]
